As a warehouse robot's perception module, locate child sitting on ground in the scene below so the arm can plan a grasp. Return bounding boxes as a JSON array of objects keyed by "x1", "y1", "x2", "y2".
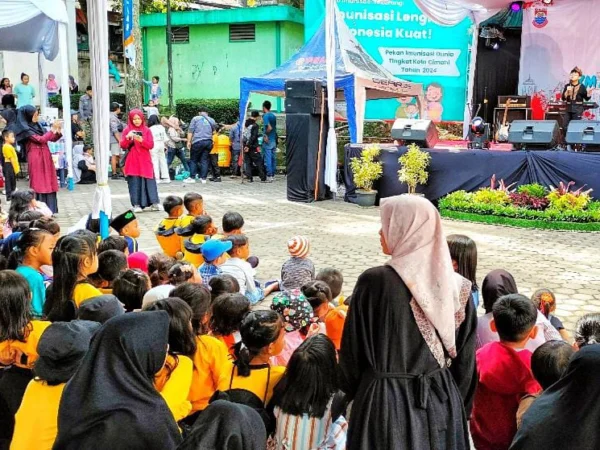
[
  {"x1": 270, "y1": 290, "x2": 318, "y2": 366},
  {"x1": 281, "y1": 236, "x2": 315, "y2": 292},
  {"x1": 113, "y1": 269, "x2": 151, "y2": 312},
  {"x1": 98, "y1": 236, "x2": 129, "y2": 256},
  {"x1": 574, "y1": 312, "x2": 600, "y2": 349},
  {"x1": 221, "y1": 211, "x2": 260, "y2": 268},
  {"x1": 208, "y1": 274, "x2": 240, "y2": 302},
  {"x1": 176, "y1": 193, "x2": 206, "y2": 251},
  {"x1": 199, "y1": 239, "x2": 232, "y2": 285},
  {"x1": 316, "y1": 267, "x2": 345, "y2": 306},
  {"x1": 471, "y1": 294, "x2": 542, "y2": 450},
  {"x1": 110, "y1": 210, "x2": 141, "y2": 254},
  {"x1": 156, "y1": 195, "x2": 184, "y2": 258},
  {"x1": 531, "y1": 288, "x2": 570, "y2": 342},
  {"x1": 516, "y1": 340, "x2": 574, "y2": 428},
  {"x1": 302, "y1": 280, "x2": 348, "y2": 351},
  {"x1": 182, "y1": 215, "x2": 217, "y2": 268},
  {"x1": 88, "y1": 249, "x2": 128, "y2": 293},
  {"x1": 221, "y1": 235, "x2": 277, "y2": 304},
  {"x1": 210, "y1": 293, "x2": 251, "y2": 356}
]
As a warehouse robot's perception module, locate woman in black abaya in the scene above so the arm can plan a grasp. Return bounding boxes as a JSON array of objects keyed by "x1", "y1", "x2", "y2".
[
  {"x1": 511, "y1": 344, "x2": 600, "y2": 449},
  {"x1": 53, "y1": 311, "x2": 182, "y2": 450},
  {"x1": 339, "y1": 195, "x2": 477, "y2": 450}
]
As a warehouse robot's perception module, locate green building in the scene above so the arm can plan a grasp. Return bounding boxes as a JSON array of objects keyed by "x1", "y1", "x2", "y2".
[{"x1": 141, "y1": 6, "x2": 304, "y2": 110}]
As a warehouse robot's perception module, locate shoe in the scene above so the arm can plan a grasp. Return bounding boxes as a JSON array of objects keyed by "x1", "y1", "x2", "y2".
[
  {"x1": 201, "y1": 179, "x2": 207, "y2": 184},
  {"x1": 210, "y1": 177, "x2": 222, "y2": 183},
  {"x1": 230, "y1": 175, "x2": 238, "y2": 179},
  {"x1": 261, "y1": 179, "x2": 268, "y2": 183},
  {"x1": 133, "y1": 206, "x2": 143, "y2": 213},
  {"x1": 245, "y1": 177, "x2": 253, "y2": 183},
  {"x1": 150, "y1": 204, "x2": 161, "y2": 212},
  {"x1": 183, "y1": 178, "x2": 196, "y2": 184},
  {"x1": 161, "y1": 179, "x2": 171, "y2": 184},
  {"x1": 111, "y1": 174, "x2": 119, "y2": 180},
  {"x1": 267, "y1": 177, "x2": 274, "y2": 183}
]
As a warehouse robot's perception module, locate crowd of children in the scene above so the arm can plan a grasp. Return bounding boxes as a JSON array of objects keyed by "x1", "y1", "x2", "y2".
[{"x1": 0, "y1": 192, "x2": 597, "y2": 450}]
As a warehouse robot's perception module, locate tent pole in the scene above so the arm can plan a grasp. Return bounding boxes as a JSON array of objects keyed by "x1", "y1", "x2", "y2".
[
  {"x1": 38, "y1": 53, "x2": 46, "y2": 115},
  {"x1": 59, "y1": 23, "x2": 74, "y2": 191},
  {"x1": 314, "y1": 88, "x2": 326, "y2": 201}
]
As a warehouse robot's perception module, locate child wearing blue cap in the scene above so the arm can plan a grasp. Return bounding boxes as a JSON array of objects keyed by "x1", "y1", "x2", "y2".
[{"x1": 198, "y1": 239, "x2": 232, "y2": 285}]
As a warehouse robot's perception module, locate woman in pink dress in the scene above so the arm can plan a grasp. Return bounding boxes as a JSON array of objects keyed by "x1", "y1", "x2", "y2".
[
  {"x1": 14, "y1": 105, "x2": 61, "y2": 213},
  {"x1": 120, "y1": 109, "x2": 160, "y2": 212}
]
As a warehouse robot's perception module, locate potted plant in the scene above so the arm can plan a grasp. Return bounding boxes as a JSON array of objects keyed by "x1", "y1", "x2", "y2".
[
  {"x1": 398, "y1": 143, "x2": 431, "y2": 195},
  {"x1": 349, "y1": 144, "x2": 384, "y2": 207}
]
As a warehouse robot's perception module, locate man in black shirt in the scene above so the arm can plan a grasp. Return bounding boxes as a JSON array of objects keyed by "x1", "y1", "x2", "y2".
[
  {"x1": 242, "y1": 111, "x2": 266, "y2": 183},
  {"x1": 562, "y1": 66, "x2": 590, "y2": 127}
]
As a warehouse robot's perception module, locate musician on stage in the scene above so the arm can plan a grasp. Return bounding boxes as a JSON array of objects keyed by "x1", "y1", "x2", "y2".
[{"x1": 562, "y1": 66, "x2": 590, "y2": 127}]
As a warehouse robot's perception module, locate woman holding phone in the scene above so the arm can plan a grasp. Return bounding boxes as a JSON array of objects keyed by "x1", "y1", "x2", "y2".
[{"x1": 120, "y1": 109, "x2": 160, "y2": 212}]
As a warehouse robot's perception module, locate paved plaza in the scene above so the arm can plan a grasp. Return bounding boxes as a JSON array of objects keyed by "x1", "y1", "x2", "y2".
[{"x1": 44, "y1": 177, "x2": 600, "y2": 332}]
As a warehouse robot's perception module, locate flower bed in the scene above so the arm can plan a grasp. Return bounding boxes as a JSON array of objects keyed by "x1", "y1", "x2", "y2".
[{"x1": 439, "y1": 179, "x2": 600, "y2": 232}]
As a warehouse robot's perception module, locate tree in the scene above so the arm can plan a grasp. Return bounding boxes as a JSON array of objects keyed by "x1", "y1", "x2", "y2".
[{"x1": 125, "y1": 0, "x2": 144, "y2": 110}]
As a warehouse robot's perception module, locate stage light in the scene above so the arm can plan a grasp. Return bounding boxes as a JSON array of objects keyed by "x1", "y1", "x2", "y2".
[
  {"x1": 542, "y1": 0, "x2": 552, "y2": 4},
  {"x1": 492, "y1": 42, "x2": 500, "y2": 50},
  {"x1": 470, "y1": 117, "x2": 486, "y2": 135},
  {"x1": 510, "y1": 2, "x2": 522, "y2": 12}
]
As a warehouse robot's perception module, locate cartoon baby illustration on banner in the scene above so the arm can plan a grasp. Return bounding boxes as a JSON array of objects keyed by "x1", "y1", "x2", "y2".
[{"x1": 424, "y1": 83, "x2": 444, "y2": 122}]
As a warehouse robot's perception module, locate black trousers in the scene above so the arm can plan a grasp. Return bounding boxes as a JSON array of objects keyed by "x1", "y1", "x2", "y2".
[
  {"x1": 3, "y1": 163, "x2": 16, "y2": 200},
  {"x1": 244, "y1": 149, "x2": 266, "y2": 181},
  {"x1": 209, "y1": 153, "x2": 221, "y2": 179}
]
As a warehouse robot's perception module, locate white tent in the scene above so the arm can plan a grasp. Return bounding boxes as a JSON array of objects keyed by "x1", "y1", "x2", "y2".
[{"x1": 0, "y1": 0, "x2": 73, "y2": 188}]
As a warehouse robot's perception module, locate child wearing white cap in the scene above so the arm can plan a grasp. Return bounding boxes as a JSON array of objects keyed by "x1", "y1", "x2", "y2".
[{"x1": 280, "y1": 235, "x2": 315, "y2": 292}]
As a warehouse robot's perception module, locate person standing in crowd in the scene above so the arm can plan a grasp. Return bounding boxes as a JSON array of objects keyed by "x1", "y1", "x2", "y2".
[
  {"x1": 339, "y1": 195, "x2": 477, "y2": 449},
  {"x1": 13, "y1": 73, "x2": 35, "y2": 108},
  {"x1": 3, "y1": 129, "x2": 20, "y2": 201},
  {"x1": 0, "y1": 77, "x2": 13, "y2": 103},
  {"x1": 70, "y1": 111, "x2": 85, "y2": 145},
  {"x1": 143, "y1": 76, "x2": 162, "y2": 105},
  {"x1": 162, "y1": 116, "x2": 190, "y2": 180},
  {"x1": 110, "y1": 102, "x2": 124, "y2": 180},
  {"x1": 148, "y1": 115, "x2": 170, "y2": 184},
  {"x1": 14, "y1": 106, "x2": 61, "y2": 214},
  {"x1": 229, "y1": 120, "x2": 242, "y2": 178},
  {"x1": 68, "y1": 75, "x2": 78, "y2": 94},
  {"x1": 187, "y1": 108, "x2": 218, "y2": 184},
  {"x1": 243, "y1": 111, "x2": 266, "y2": 183},
  {"x1": 45, "y1": 74, "x2": 59, "y2": 103},
  {"x1": 79, "y1": 86, "x2": 93, "y2": 146},
  {"x1": 120, "y1": 109, "x2": 160, "y2": 212},
  {"x1": 262, "y1": 101, "x2": 277, "y2": 183}
]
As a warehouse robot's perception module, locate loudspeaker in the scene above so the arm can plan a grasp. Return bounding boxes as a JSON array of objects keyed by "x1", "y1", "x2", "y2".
[
  {"x1": 285, "y1": 113, "x2": 330, "y2": 202},
  {"x1": 285, "y1": 97, "x2": 325, "y2": 115},
  {"x1": 508, "y1": 120, "x2": 559, "y2": 149},
  {"x1": 285, "y1": 80, "x2": 326, "y2": 115},
  {"x1": 566, "y1": 121, "x2": 600, "y2": 151},
  {"x1": 391, "y1": 119, "x2": 439, "y2": 148}
]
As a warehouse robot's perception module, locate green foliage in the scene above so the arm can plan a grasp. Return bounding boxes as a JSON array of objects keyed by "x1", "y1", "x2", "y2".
[
  {"x1": 175, "y1": 99, "x2": 239, "y2": 125},
  {"x1": 472, "y1": 188, "x2": 510, "y2": 205},
  {"x1": 441, "y1": 210, "x2": 600, "y2": 232},
  {"x1": 547, "y1": 191, "x2": 591, "y2": 212},
  {"x1": 517, "y1": 183, "x2": 548, "y2": 198},
  {"x1": 398, "y1": 143, "x2": 431, "y2": 194},
  {"x1": 49, "y1": 93, "x2": 127, "y2": 113},
  {"x1": 110, "y1": 0, "x2": 189, "y2": 14},
  {"x1": 349, "y1": 144, "x2": 383, "y2": 192}
]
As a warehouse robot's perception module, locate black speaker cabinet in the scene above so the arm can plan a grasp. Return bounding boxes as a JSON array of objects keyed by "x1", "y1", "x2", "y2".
[
  {"x1": 285, "y1": 80, "x2": 323, "y2": 98},
  {"x1": 566, "y1": 121, "x2": 600, "y2": 151},
  {"x1": 285, "y1": 97, "x2": 324, "y2": 115},
  {"x1": 285, "y1": 80, "x2": 326, "y2": 115},
  {"x1": 508, "y1": 120, "x2": 559, "y2": 149},
  {"x1": 285, "y1": 113, "x2": 330, "y2": 202},
  {"x1": 391, "y1": 119, "x2": 439, "y2": 148}
]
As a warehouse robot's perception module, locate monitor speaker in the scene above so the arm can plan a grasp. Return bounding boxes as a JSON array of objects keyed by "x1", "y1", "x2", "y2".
[
  {"x1": 391, "y1": 119, "x2": 439, "y2": 148},
  {"x1": 566, "y1": 120, "x2": 600, "y2": 151},
  {"x1": 508, "y1": 120, "x2": 559, "y2": 149},
  {"x1": 285, "y1": 113, "x2": 330, "y2": 202}
]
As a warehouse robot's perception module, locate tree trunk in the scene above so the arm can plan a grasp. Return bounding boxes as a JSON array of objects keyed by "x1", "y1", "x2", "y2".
[{"x1": 126, "y1": 0, "x2": 144, "y2": 110}]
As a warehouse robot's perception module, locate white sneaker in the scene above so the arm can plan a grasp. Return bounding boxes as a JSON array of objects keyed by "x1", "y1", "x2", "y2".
[
  {"x1": 183, "y1": 178, "x2": 196, "y2": 184},
  {"x1": 201, "y1": 179, "x2": 207, "y2": 184},
  {"x1": 150, "y1": 204, "x2": 161, "y2": 211},
  {"x1": 161, "y1": 179, "x2": 171, "y2": 184},
  {"x1": 133, "y1": 206, "x2": 143, "y2": 213}
]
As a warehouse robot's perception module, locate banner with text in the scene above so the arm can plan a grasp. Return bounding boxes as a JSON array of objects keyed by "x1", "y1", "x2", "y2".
[
  {"x1": 305, "y1": 0, "x2": 472, "y2": 121},
  {"x1": 519, "y1": 1, "x2": 600, "y2": 120}
]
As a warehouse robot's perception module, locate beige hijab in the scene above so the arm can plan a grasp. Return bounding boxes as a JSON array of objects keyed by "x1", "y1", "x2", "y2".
[
  {"x1": 161, "y1": 116, "x2": 180, "y2": 129},
  {"x1": 380, "y1": 194, "x2": 463, "y2": 362}
]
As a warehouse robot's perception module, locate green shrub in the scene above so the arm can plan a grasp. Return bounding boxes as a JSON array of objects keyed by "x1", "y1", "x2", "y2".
[
  {"x1": 517, "y1": 183, "x2": 548, "y2": 198},
  {"x1": 349, "y1": 144, "x2": 383, "y2": 192},
  {"x1": 472, "y1": 188, "x2": 510, "y2": 205},
  {"x1": 547, "y1": 191, "x2": 591, "y2": 212},
  {"x1": 175, "y1": 99, "x2": 239, "y2": 125},
  {"x1": 398, "y1": 143, "x2": 431, "y2": 194},
  {"x1": 49, "y1": 93, "x2": 127, "y2": 113}
]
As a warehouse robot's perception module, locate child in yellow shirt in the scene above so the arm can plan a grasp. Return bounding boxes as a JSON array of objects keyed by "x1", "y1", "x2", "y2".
[
  {"x1": 219, "y1": 310, "x2": 286, "y2": 406},
  {"x1": 144, "y1": 298, "x2": 197, "y2": 422},
  {"x1": 176, "y1": 192, "x2": 206, "y2": 252},
  {"x1": 182, "y1": 215, "x2": 218, "y2": 268},
  {"x1": 2, "y1": 129, "x2": 20, "y2": 201},
  {"x1": 11, "y1": 320, "x2": 100, "y2": 450},
  {"x1": 155, "y1": 195, "x2": 184, "y2": 258}
]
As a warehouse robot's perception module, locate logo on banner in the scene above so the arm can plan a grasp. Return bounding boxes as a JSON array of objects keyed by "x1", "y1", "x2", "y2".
[{"x1": 533, "y1": 8, "x2": 548, "y2": 28}]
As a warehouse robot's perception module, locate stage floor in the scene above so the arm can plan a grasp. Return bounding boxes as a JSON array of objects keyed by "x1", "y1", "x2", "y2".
[
  {"x1": 433, "y1": 139, "x2": 514, "y2": 151},
  {"x1": 344, "y1": 144, "x2": 600, "y2": 204}
]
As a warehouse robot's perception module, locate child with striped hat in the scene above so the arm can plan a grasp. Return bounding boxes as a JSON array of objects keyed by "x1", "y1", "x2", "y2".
[{"x1": 280, "y1": 235, "x2": 315, "y2": 292}]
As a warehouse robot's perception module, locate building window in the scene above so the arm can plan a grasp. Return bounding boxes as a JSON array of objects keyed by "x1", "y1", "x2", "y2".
[
  {"x1": 229, "y1": 24, "x2": 256, "y2": 42},
  {"x1": 168, "y1": 27, "x2": 189, "y2": 44}
]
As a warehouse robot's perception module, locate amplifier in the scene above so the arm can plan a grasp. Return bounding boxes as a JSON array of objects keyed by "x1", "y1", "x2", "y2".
[
  {"x1": 498, "y1": 95, "x2": 531, "y2": 108},
  {"x1": 391, "y1": 119, "x2": 439, "y2": 148},
  {"x1": 508, "y1": 120, "x2": 559, "y2": 149}
]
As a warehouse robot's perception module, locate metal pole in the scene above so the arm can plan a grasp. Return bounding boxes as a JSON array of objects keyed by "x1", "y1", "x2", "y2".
[{"x1": 167, "y1": 0, "x2": 174, "y2": 110}]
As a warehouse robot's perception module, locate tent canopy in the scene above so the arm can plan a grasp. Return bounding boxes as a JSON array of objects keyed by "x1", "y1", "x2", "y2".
[
  {"x1": 0, "y1": 0, "x2": 68, "y2": 60},
  {"x1": 239, "y1": 6, "x2": 423, "y2": 143}
]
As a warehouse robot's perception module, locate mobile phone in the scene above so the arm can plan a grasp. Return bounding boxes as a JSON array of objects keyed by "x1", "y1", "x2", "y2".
[{"x1": 133, "y1": 131, "x2": 143, "y2": 137}]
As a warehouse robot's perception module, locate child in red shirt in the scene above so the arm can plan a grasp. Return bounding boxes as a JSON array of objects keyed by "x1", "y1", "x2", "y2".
[{"x1": 471, "y1": 294, "x2": 542, "y2": 450}]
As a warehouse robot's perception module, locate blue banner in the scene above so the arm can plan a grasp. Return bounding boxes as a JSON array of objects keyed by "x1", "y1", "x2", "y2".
[
  {"x1": 305, "y1": 0, "x2": 473, "y2": 122},
  {"x1": 123, "y1": 0, "x2": 136, "y2": 66}
]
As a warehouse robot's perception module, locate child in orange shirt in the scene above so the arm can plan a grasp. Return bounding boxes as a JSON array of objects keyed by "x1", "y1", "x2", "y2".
[
  {"x1": 210, "y1": 293, "x2": 251, "y2": 357},
  {"x1": 302, "y1": 280, "x2": 348, "y2": 351},
  {"x1": 155, "y1": 195, "x2": 184, "y2": 258}
]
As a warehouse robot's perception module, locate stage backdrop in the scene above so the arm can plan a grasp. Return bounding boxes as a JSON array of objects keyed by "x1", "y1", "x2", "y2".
[
  {"x1": 305, "y1": 0, "x2": 473, "y2": 122},
  {"x1": 519, "y1": 0, "x2": 600, "y2": 120}
]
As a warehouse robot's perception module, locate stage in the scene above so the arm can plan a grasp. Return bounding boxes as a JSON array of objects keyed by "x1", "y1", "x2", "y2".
[{"x1": 343, "y1": 144, "x2": 600, "y2": 204}]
